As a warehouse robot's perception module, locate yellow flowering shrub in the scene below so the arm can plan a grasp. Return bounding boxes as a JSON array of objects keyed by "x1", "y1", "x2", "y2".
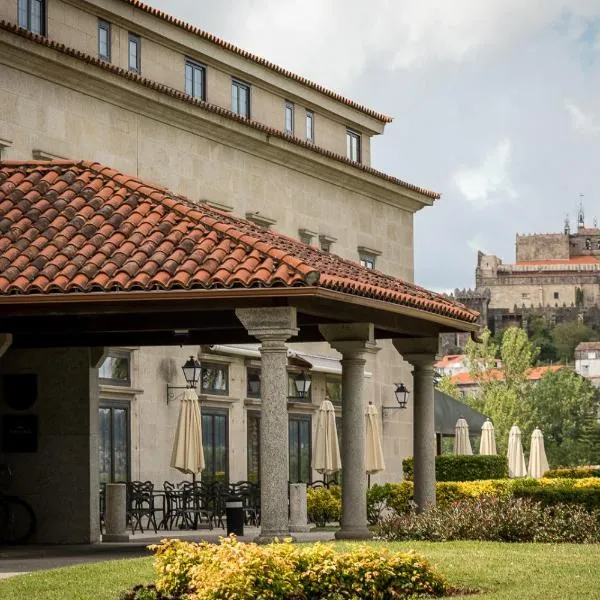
[{"x1": 148, "y1": 536, "x2": 447, "y2": 599}]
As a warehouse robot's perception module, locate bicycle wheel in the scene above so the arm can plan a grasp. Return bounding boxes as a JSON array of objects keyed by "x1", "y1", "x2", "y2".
[{"x1": 0, "y1": 496, "x2": 36, "y2": 544}]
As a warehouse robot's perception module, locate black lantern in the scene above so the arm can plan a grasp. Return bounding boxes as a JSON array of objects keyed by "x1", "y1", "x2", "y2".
[
  {"x1": 394, "y1": 383, "x2": 410, "y2": 409},
  {"x1": 294, "y1": 370, "x2": 312, "y2": 399},
  {"x1": 182, "y1": 356, "x2": 201, "y2": 388}
]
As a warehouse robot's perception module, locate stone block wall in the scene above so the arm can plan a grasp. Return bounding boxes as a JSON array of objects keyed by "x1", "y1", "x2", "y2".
[{"x1": 515, "y1": 233, "x2": 569, "y2": 262}]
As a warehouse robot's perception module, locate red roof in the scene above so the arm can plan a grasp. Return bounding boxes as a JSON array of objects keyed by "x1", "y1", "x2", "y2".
[
  {"x1": 123, "y1": 1, "x2": 392, "y2": 124},
  {"x1": 451, "y1": 365, "x2": 563, "y2": 385},
  {"x1": 575, "y1": 341, "x2": 600, "y2": 351},
  {"x1": 0, "y1": 161, "x2": 477, "y2": 323},
  {"x1": 434, "y1": 354, "x2": 466, "y2": 368},
  {"x1": 0, "y1": 20, "x2": 439, "y2": 201}
]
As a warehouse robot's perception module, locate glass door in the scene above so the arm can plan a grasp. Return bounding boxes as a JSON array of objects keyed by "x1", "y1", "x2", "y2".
[{"x1": 99, "y1": 401, "x2": 130, "y2": 483}]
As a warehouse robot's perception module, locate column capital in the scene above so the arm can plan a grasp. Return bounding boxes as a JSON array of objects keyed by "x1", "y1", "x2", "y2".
[
  {"x1": 319, "y1": 323, "x2": 377, "y2": 356},
  {"x1": 392, "y1": 337, "x2": 438, "y2": 369},
  {"x1": 236, "y1": 307, "x2": 298, "y2": 341}
]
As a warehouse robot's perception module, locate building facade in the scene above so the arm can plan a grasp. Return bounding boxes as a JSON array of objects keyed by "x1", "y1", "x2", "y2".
[{"x1": 0, "y1": 0, "x2": 447, "y2": 496}]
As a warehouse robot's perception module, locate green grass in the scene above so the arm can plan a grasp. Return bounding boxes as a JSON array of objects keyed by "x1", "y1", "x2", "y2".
[{"x1": 1, "y1": 542, "x2": 600, "y2": 599}]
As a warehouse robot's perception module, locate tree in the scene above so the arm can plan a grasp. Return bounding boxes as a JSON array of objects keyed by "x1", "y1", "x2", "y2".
[
  {"x1": 526, "y1": 314, "x2": 558, "y2": 364},
  {"x1": 436, "y1": 374, "x2": 460, "y2": 399},
  {"x1": 551, "y1": 321, "x2": 596, "y2": 362}
]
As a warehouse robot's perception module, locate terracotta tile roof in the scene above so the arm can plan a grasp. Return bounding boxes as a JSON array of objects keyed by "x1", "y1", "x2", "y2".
[
  {"x1": 575, "y1": 341, "x2": 600, "y2": 352},
  {"x1": 434, "y1": 354, "x2": 466, "y2": 368},
  {"x1": 124, "y1": 0, "x2": 392, "y2": 124},
  {"x1": 0, "y1": 21, "x2": 439, "y2": 201},
  {"x1": 0, "y1": 161, "x2": 476, "y2": 324},
  {"x1": 451, "y1": 365, "x2": 563, "y2": 385},
  {"x1": 516, "y1": 257, "x2": 599, "y2": 266}
]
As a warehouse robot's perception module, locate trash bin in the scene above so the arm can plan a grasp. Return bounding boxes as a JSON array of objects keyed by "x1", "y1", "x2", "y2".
[{"x1": 226, "y1": 494, "x2": 244, "y2": 536}]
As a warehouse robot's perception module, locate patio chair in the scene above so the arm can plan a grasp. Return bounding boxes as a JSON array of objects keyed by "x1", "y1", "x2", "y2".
[
  {"x1": 127, "y1": 481, "x2": 159, "y2": 534},
  {"x1": 179, "y1": 481, "x2": 214, "y2": 530}
]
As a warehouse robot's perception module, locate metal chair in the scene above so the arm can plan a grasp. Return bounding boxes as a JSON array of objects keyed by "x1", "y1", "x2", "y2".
[{"x1": 127, "y1": 481, "x2": 158, "y2": 534}]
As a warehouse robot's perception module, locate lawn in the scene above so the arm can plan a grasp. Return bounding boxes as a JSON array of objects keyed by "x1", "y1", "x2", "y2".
[{"x1": 1, "y1": 541, "x2": 599, "y2": 599}]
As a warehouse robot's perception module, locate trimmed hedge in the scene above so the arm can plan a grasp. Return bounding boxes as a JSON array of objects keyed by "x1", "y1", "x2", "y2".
[
  {"x1": 402, "y1": 455, "x2": 508, "y2": 482},
  {"x1": 544, "y1": 467, "x2": 600, "y2": 479}
]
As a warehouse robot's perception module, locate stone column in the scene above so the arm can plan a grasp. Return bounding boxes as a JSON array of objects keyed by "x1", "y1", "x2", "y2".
[
  {"x1": 103, "y1": 483, "x2": 129, "y2": 542},
  {"x1": 236, "y1": 307, "x2": 298, "y2": 542},
  {"x1": 320, "y1": 323, "x2": 376, "y2": 540},
  {"x1": 393, "y1": 338, "x2": 438, "y2": 512}
]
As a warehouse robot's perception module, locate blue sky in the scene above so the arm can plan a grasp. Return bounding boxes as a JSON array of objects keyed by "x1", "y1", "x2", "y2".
[{"x1": 146, "y1": 1, "x2": 600, "y2": 292}]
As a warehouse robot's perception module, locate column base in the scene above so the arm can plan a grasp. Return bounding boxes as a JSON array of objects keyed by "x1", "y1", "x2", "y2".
[
  {"x1": 289, "y1": 524, "x2": 312, "y2": 533},
  {"x1": 254, "y1": 530, "x2": 295, "y2": 544},
  {"x1": 335, "y1": 528, "x2": 373, "y2": 540}
]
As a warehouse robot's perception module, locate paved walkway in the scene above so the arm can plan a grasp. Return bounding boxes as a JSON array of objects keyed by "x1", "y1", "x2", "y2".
[{"x1": 0, "y1": 527, "x2": 336, "y2": 579}]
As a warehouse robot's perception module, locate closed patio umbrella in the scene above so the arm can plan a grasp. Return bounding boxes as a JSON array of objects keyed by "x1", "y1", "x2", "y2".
[
  {"x1": 453, "y1": 417, "x2": 473, "y2": 455},
  {"x1": 479, "y1": 419, "x2": 497, "y2": 455},
  {"x1": 365, "y1": 402, "x2": 385, "y2": 475},
  {"x1": 170, "y1": 388, "x2": 205, "y2": 477},
  {"x1": 528, "y1": 427, "x2": 549, "y2": 478},
  {"x1": 311, "y1": 400, "x2": 341, "y2": 476},
  {"x1": 507, "y1": 424, "x2": 527, "y2": 478}
]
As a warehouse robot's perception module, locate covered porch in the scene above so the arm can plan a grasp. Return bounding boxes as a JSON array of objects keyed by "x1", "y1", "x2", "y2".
[{"x1": 0, "y1": 161, "x2": 479, "y2": 542}]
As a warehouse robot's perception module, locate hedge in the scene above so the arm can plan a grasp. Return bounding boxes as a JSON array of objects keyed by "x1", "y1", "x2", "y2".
[
  {"x1": 544, "y1": 467, "x2": 600, "y2": 479},
  {"x1": 402, "y1": 455, "x2": 508, "y2": 482}
]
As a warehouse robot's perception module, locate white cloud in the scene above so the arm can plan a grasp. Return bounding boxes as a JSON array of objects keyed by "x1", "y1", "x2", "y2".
[
  {"x1": 565, "y1": 101, "x2": 600, "y2": 136},
  {"x1": 453, "y1": 139, "x2": 518, "y2": 208},
  {"x1": 467, "y1": 234, "x2": 487, "y2": 255}
]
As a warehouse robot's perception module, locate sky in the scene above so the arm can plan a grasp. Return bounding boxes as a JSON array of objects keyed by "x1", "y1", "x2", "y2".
[{"x1": 145, "y1": 0, "x2": 600, "y2": 292}]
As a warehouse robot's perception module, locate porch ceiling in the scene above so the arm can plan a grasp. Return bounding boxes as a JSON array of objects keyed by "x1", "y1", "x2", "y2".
[{"x1": 0, "y1": 161, "x2": 478, "y2": 348}]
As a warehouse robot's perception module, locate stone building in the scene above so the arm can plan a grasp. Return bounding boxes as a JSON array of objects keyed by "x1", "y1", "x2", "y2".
[{"x1": 0, "y1": 0, "x2": 478, "y2": 542}]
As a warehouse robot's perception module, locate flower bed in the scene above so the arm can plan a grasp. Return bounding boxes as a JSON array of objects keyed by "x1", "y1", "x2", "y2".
[{"x1": 120, "y1": 537, "x2": 448, "y2": 599}]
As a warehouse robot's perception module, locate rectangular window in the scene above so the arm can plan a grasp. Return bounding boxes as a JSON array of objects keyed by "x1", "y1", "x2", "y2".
[
  {"x1": 247, "y1": 367, "x2": 261, "y2": 398},
  {"x1": 99, "y1": 401, "x2": 130, "y2": 484},
  {"x1": 201, "y1": 409, "x2": 228, "y2": 483},
  {"x1": 553, "y1": 292, "x2": 559, "y2": 300},
  {"x1": 18, "y1": 0, "x2": 45, "y2": 34},
  {"x1": 247, "y1": 412, "x2": 260, "y2": 483},
  {"x1": 325, "y1": 377, "x2": 342, "y2": 406},
  {"x1": 359, "y1": 254, "x2": 376, "y2": 269},
  {"x1": 99, "y1": 350, "x2": 131, "y2": 387},
  {"x1": 289, "y1": 415, "x2": 311, "y2": 483},
  {"x1": 231, "y1": 79, "x2": 250, "y2": 117},
  {"x1": 128, "y1": 33, "x2": 141, "y2": 73},
  {"x1": 98, "y1": 19, "x2": 111, "y2": 61},
  {"x1": 201, "y1": 362, "x2": 229, "y2": 395},
  {"x1": 346, "y1": 128, "x2": 361, "y2": 163},
  {"x1": 284, "y1": 101, "x2": 294, "y2": 134},
  {"x1": 306, "y1": 110, "x2": 314, "y2": 142},
  {"x1": 185, "y1": 59, "x2": 206, "y2": 100}
]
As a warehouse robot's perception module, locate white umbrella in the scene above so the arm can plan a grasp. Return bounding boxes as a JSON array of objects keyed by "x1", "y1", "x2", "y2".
[
  {"x1": 507, "y1": 424, "x2": 527, "y2": 477},
  {"x1": 365, "y1": 403, "x2": 385, "y2": 475},
  {"x1": 170, "y1": 388, "x2": 205, "y2": 476},
  {"x1": 528, "y1": 427, "x2": 549, "y2": 478},
  {"x1": 453, "y1": 417, "x2": 473, "y2": 455},
  {"x1": 311, "y1": 400, "x2": 341, "y2": 475},
  {"x1": 479, "y1": 419, "x2": 497, "y2": 455}
]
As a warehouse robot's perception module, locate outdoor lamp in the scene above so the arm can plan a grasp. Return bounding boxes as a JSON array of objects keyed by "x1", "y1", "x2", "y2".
[
  {"x1": 294, "y1": 370, "x2": 312, "y2": 399},
  {"x1": 166, "y1": 356, "x2": 201, "y2": 403},
  {"x1": 381, "y1": 382, "x2": 410, "y2": 418}
]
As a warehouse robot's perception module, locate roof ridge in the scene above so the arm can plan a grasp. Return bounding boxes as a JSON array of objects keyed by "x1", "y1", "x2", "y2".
[
  {"x1": 0, "y1": 20, "x2": 439, "y2": 200},
  {"x1": 124, "y1": 0, "x2": 392, "y2": 124}
]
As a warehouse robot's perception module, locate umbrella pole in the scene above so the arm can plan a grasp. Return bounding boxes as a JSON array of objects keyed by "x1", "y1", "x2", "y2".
[{"x1": 367, "y1": 473, "x2": 371, "y2": 489}]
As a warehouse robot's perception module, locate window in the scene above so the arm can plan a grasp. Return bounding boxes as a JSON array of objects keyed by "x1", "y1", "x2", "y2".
[
  {"x1": 319, "y1": 234, "x2": 336, "y2": 253},
  {"x1": 289, "y1": 415, "x2": 311, "y2": 483},
  {"x1": 588, "y1": 352, "x2": 596, "y2": 360},
  {"x1": 358, "y1": 246, "x2": 381, "y2": 270},
  {"x1": 247, "y1": 368, "x2": 261, "y2": 398},
  {"x1": 201, "y1": 409, "x2": 228, "y2": 483},
  {"x1": 99, "y1": 401, "x2": 130, "y2": 484},
  {"x1": 231, "y1": 79, "x2": 250, "y2": 117},
  {"x1": 201, "y1": 362, "x2": 229, "y2": 395},
  {"x1": 99, "y1": 350, "x2": 131, "y2": 387},
  {"x1": 325, "y1": 377, "x2": 342, "y2": 406},
  {"x1": 98, "y1": 19, "x2": 111, "y2": 61},
  {"x1": 346, "y1": 129, "x2": 361, "y2": 162},
  {"x1": 128, "y1": 33, "x2": 141, "y2": 73},
  {"x1": 284, "y1": 101, "x2": 294, "y2": 134},
  {"x1": 306, "y1": 110, "x2": 314, "y2": 142},
  {"x1": 0, "y1": 138, "x2": 12, "y2": 160},
  {"x1": 18, "y1": 0, "x2": 45, "y2": 34},
  {"x1": 298, "y1": 228, "x2": 317, "y2": 246},
  {"x1": 521, "y1": 292, "x2": 529, "y2": 300},
  {"x1": 553, "y1": 292, "x2": 559, "y2": 300},
  {"x1": 185, "y1": 59, "x2": 206, "y2": 100},
  {"x1": 586, "y1": 238, "x2": 592, "y2": 250},
  {"x1": 247, "y1": 412, "x2": 260, "y2": 483}
]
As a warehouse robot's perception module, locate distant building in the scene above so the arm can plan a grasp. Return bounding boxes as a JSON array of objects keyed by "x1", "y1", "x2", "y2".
[{"x1": 575, "y1": 341, "x2": 600, "y2": 387}]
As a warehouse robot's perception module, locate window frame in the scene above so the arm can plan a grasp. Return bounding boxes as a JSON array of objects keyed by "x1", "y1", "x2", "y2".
[
  {"x1": 128, "y1": 32, "x2": 141, "y2": 73},
  {"x1": 98, "y1": 19, "x2": 111, "y2": 62},
  {"x1": 346, "y1": 128, "x2": 362, "y2": 163},
  {"x1": 284, "y1": 101, "x2": 295, "y2": 135},
  {"x1": 231, "y1": 79, "x2": 251, "y2": 118},
  {"x1": 305, "y1": 110, "x2": 314, "y2": 142},
  {"x1": 99, "y1": 350, "x2": 131, "y2": 387},
  {"x1": 200, "y1": 361, "x2": 229, "y2": 396},
  {"x1": 359, "y1": 254, "x2": 376, "y2": 269},
  {"x1": 288, "y1": 414, "x2": 312, "y2": 484},
  {"x1": 185, "y1": 58, "x2": 206, "y2": 101},
  {"x1": 246, "y1": 367, "x2": 261, "y2": 398},
  {"x1": 99, "y1": 399, "x2": 131, "y2": 484},
  {"x1": 201, "y1": 408, "x2": 229, "y2": 483},
  {"x1": 18, "y1": 0, "x2": 46, "y2": 35}
]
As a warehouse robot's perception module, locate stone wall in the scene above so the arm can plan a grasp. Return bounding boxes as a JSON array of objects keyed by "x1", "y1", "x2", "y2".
[{"x1": 515, "y1": 233, "x2": 569, "y2": 262}]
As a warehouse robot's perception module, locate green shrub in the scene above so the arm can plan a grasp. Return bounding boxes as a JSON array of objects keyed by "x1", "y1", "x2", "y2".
[
  {"x1": 306, "y1": 485, "x2": 341, "y2": 526},
  {"x1": 403, "y1": 455, "x2": 508, "y2": 482},
  {"x1": 146, "y1": 537, "x2": 447, "y2": 599},
  {"x1": 512, "y1": 484, "x2": 600, "y2": 512},
  {"x1": 377, "y1": 496, "x2": 600, "y2": 543},
  {"x1": 544, "y1": 467, "x2": 600, "y2": 479}
]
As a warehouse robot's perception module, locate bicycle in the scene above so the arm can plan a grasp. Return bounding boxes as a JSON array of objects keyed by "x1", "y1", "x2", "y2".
[{"x1": 0, "y1": 464, "x2": 36, "y2": 544}]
